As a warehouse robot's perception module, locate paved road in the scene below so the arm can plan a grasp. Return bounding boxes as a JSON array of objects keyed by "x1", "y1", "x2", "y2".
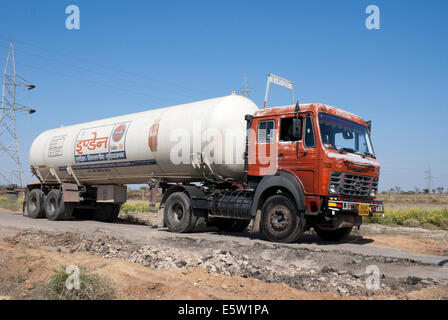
[{"x1": 1, "y1": 210, "x2": 447, "y2": 267}]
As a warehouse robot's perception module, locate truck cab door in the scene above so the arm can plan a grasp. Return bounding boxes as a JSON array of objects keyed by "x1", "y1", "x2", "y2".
[
  {"x1": 296, "y1": 114, "x2": 319, "y2": 194},
  {"x1": 277, "y1": 114, "x2": 318, "y2": 195},
  {"x1": 278, "y1": 116, "x2": 301, "y2": 171},
  {"x1": 251, "y1": 118, "x2": 277, "y2": 176}
]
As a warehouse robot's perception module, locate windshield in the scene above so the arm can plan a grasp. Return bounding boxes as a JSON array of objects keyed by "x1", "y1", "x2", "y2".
[{"x1": 318, "y1": 113, "x2": 375, "y2": 157}]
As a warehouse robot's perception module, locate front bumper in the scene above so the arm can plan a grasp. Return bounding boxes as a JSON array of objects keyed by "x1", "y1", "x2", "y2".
[{"x1": 326, "y1": 196, "x2": 384, "y2": 216}]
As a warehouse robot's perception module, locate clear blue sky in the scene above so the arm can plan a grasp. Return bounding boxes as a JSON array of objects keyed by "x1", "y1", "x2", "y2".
[{"x1": 0, "y1": 0, "x2": 447, "y2": 191}]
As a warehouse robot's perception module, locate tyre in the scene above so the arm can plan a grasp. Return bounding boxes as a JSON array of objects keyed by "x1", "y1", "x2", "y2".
[
  {"x1": 164, "y1": 192, "x2": 198, "y2": 233},
  {"x1": 93, "y1": 204, "x2": 121, "y2": 222},
  {"x1": 215, "y1": 218, "x2": 250, "y2": 232},
  {"x1": 314, "y1": 226, "x2": 353, "y2": 242},
  {"x1": 44, "y1": 189, "x2": 72, "y2": 221},
  {"x1": 260, "y1": 195, "x2": 304, "y2": 243},
  {"x1": 26, "y1": 189, "x2": 45, "y2": 218}
]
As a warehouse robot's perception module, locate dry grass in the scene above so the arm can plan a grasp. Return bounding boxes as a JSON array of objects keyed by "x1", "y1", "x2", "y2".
[
  {"x1": 365, "y1": 208, "x2": 448, "y2": 230},
  {"x1": 43, "y1": 266, "x2": 115, "y2": 300},
  {"x1": 0, "y1": 197, "x2": 23, "y2": 212},
  {"x1": 121, "y1": 201, "x2": 159, "y2": 213}
]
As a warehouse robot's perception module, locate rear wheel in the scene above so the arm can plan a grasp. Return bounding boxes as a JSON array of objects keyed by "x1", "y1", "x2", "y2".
[
  {"x1": 261, "y1": 195, "x2": 304, "y2": 243},
  {"x1": 164, "y1": 192, "x2": 198, "y2": 233},
  {"x1": 215, "y1": 218, "x2": 250, "y2": 232},
  {"x1": 26, "y1": 189, "x2": 45, "y2": 218},
  {"x1": 44, "y1": 190, "x2": 73, "y2": 221},
  {"x1": 93, "y1": 204, "x2": 121, "y2": 222},
  {"x1": 314, "y1": 226, "x2": 353, "y2": 241}
]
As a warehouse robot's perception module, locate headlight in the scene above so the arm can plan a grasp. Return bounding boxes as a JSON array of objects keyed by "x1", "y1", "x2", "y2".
[
  {"x1": 369, "y1": 189, "x2": 377, "y2": 197},
  {"x1": 328, "y1": 184, "x2": 338, "y2": 194}
]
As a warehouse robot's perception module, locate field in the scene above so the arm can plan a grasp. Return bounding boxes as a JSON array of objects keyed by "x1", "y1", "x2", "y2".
[{"x1": 367, "y1": 194, "x2": 448, "y2": 230}]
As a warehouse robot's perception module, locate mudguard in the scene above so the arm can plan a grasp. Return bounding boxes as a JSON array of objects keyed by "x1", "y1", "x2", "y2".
[
  {"x1": 161, "y1": 185, "x2": 208, "y2": 210},
  {"x1": 250, "y1": 170, "x2": 307, "y2": 217}
]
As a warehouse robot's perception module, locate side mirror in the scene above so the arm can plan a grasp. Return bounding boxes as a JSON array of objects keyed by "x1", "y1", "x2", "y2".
[
  {"x1": 292, "y1": 118, "x2": 301, "y2": 141},
  {"x1": 366, "y1": 120, "x2": 372, "y2": 134}
]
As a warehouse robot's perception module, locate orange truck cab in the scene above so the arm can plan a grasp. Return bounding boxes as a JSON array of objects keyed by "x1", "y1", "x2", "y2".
[
  {"x1": 244, "y1": 102, "x2": 384, "y2": 242},
  {"x1": 160, "y1": 101, "x2": 384, "y2": 243}
]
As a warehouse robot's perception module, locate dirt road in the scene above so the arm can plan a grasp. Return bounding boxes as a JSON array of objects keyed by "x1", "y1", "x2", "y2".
[{"x1": 1, "y1": 211, "x2": 447, "y2": 299}]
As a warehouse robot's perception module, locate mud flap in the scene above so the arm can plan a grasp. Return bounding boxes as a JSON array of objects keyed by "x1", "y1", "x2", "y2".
[{"x1": 251, "y1": 210, "x2": 262, "y2": 234}]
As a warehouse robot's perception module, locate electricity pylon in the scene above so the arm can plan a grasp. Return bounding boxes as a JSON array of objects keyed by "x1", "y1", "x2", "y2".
[
  {"x1": 0, "y1": 41, "x2": 36, "y2": 187},
  {"x1": 237, "y1": 72, "x2": 254, "y2": 98}
]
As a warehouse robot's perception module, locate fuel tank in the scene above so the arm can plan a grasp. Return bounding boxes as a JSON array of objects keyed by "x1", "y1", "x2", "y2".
[{"x1": 29, "y1": 94, "x2": 259, "y2": 185}]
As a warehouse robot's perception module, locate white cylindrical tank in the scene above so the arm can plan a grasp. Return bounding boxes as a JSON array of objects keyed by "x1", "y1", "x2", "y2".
[{"x1": 29, "y1": 95, "x2": 259, "y2": 185}]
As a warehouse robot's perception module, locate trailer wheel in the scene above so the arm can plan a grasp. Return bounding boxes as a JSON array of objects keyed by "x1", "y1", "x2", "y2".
[
  {"x1": 260, "y1": 195, "x2": 304, "y2": 243},
  {"x1": 314, "y1": 226, "x2": 352, "y2": 242},
  {"x1": 93, "y1": 204, "x2": 121, "y2": 222},
  {"x1": 26, "y1": 189, "x2": 45, "y2": 218},
  {"x1": 215, "y1": 218, "x2": 250, "y2": 233},
  {"x1": 44, "y1": 190, "x2": 72, "y2": 221},
  {"x1": 164, "y1": 192, "x2": 197, "y2": 233}
]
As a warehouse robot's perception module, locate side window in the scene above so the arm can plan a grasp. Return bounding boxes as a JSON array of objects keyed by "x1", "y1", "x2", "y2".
[
  {"x1": 304, "y1": 116, "x2": 315, "y2": 148},
  {"x1": 280, "y1": 117, "x2": 302, "y2": 142},
  {"x1": 257, "y1": 120, "x2": 275, "y2": 143}
]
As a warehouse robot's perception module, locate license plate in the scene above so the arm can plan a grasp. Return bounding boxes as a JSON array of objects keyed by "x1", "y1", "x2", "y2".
[{"x1": 358, "y1": 204, "x2": 370, "y2": 216}]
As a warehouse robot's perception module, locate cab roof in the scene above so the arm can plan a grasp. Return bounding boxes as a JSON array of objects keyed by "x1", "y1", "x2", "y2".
[{"x1": 254, "y1": 103, "x2": 367, "y2": 126}]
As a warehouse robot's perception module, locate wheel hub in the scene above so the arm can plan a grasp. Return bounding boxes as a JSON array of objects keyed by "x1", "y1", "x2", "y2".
[
  {"x1": 171, "y1": 203, "x2": 184, "y2": 221},
  {"x1": 49, "y1": 199, "x2": 57, "y2": 214},
  {"x1": 269, "y1": 205, "x2": 290, "y2": 231}
]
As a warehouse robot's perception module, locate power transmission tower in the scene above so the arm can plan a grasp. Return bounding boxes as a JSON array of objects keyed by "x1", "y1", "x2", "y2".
[
  {"x1": 237, "y1": 72, "x2": 255, "y2": 98},
  {"x1": 424, "y1": 166, "x2": 433, "y2": 192},
  {"x1": 0, "y1": 41, "x2": 36, "y2": 187}
]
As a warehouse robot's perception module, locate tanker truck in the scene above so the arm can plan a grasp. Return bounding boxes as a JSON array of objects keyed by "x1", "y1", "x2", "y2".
[{"x1": 24, "y1": 93, "x2": 383, "y2": 243}]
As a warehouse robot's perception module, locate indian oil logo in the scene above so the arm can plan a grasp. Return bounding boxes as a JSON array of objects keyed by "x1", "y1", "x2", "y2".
[{"x1": 112, "y1": 124, "x2": 126, "y2": 142}]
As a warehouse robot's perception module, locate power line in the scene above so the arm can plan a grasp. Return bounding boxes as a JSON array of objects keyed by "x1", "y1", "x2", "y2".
[
  {"x1": 0, "y1": 35, "x2": 208, "y2": 96},
  {"x1": 16, "y1": 62, "x2": 175, "y2": 102},
  {"x1": 0, "y1": 44, "x2": 198, "y2": 101}
]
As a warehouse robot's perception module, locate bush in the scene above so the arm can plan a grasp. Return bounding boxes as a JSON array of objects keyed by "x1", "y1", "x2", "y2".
[
  {"x1": 403, "y1": 218, "x2": 421, "y2": 227},
  {"x1": 44, "y1": 266, "x2": 115, "y2": 300}
]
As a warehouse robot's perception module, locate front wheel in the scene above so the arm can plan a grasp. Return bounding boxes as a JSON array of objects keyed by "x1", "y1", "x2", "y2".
[
  {"x1": 260, "y1": 195, "x2": 304, "y2": 243},
  {"x1": 314, "y1": 226, "x2": 352, "y2": 241}
]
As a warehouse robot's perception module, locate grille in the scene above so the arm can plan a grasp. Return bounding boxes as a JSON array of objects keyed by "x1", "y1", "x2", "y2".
[{"x1": 329, "y1": 171, "x2": 378, "y2": 197}]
